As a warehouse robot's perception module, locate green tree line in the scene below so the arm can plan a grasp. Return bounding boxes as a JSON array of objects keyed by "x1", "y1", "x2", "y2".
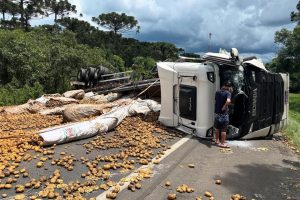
[
  {"x1": 268, "y1": 1, "x2": 300, "y2": 92},
  {"x1": 0, "y1": 0, "x2": 182, "y2": 106}
]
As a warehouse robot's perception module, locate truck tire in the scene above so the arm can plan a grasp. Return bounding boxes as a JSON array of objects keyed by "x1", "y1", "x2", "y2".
[
  {"x1": 84, "y1": 68, "x2": 90, "y2": 84},
  {"x1": 99, "y1": 66, "x2": 111, "y2": 75},
  {"x1": 97, "y1": 66, "x2": 111, "y2": 80},
  {"x1": 94, "y1": 68, "x2": 100, "y2": 81},
  {"x1": 77, "y1": 68, "x2": 87, "y2": 82},
  {"x1": 87, "y1": 67, "x2": 96, "y2": 82}
]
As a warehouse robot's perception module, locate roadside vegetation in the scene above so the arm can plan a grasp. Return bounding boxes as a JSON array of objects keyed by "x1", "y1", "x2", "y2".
[
  {"x1": 284, "y1": 93, "x2": 300, "y2": 149},
  {"x1": 267, "y1": 1, "x2": 300, "y2": 93},
  {"x1": 0, "y1": 0, "x2": 181, "y2": 106}
]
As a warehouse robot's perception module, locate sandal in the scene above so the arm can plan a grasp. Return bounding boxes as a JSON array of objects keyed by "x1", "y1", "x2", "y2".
[
  {"x1": 218, "y1": 143, "x2": 230, "y2": 148},
  {"x1": 211, "y1": 140, "x2": 220, "y2": 145}
]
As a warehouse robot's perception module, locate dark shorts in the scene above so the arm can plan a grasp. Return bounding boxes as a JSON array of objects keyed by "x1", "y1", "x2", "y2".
[{"x1": 214, "y1": 113, "x2": 229, "y2": 132}]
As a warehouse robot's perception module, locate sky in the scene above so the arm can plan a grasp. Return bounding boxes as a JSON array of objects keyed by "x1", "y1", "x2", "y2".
[{"x1": 32, "y1": 0, "x2": 299, "y2": 62}]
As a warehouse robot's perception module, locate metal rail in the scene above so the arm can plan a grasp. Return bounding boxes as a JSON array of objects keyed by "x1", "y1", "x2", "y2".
[{"x1": 96, "y1": 79, "x2": 160, "y2": 95}]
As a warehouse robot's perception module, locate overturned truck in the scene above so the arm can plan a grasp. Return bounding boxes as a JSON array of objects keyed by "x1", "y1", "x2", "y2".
[{"x1": 157, "y1": 48, "x2": 289, "y2": 139}]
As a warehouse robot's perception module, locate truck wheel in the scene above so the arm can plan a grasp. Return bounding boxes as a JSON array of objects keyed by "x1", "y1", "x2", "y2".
[
  {"x1": 87, "y1": 67, "x2": 96, "y2": 82},
  {"x1": 77, "y1": 68, "x2": 86, "y2": 82},
  {"x1": 94, "y1": 69, "x2": 99, "y2": 81},
  {"x1": 84, "y1": 69, "x2": 90, "y2": 83}
]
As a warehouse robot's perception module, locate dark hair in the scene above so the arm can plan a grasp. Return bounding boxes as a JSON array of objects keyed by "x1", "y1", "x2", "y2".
[{"x1": 223, "y1": 80, "x2": 232, "y2": 87}]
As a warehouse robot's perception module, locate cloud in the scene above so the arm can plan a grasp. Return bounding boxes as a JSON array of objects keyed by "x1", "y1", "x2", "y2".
[{"x1": 31, "y1": 0, "x2": 299, "y2": 62}]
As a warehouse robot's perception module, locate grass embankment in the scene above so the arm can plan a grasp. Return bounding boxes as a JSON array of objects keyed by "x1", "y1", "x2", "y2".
[{"x1": 284, "y1": 93, "x2": 300, "y2": 149}]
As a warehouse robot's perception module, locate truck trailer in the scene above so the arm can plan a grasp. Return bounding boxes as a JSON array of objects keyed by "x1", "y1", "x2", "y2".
[{"x1": 157, "y1": 48, "x2": 289, "y2": 139}]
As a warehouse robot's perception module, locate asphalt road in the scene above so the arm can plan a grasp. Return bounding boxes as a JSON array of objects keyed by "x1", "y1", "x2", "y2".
[
  {"x1": 2, "y1": 128, "x2": 299, "y2": 200},
  {"x1": 1, "y1": 122, "x2": 184, "y2": 200},
  {"x1": 114, "y1": 134, "x2": 300, "y2": 200}
]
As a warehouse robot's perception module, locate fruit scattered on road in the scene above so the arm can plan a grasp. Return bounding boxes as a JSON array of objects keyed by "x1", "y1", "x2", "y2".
[
  {"x1": 167, "y1": 193, "x2": 177, "y2": 200},
  {"x1": 165, "y1": 181, "x2": 171, "y2": 187},
  {"x1": 215, "y1": 179, "x2": 222, "y2": 185},
  {"x1": 230, "y1": 194, "x2": 247, "y2": 200},
  {"x1": 205, "y1": 191, "x2": 213, "y2": 197},
  {"x1": 0, "y1": 110, "x2": 187, "y2": 200},
  {"x1": 176, "y1": 184, "x2": 195, "y2": 193},
  {"x1": 188, "y1": 163, "x2": 195, "y2": 168}
]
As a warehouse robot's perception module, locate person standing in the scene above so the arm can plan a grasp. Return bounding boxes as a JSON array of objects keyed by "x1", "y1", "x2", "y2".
[{"x1": 214, "y1": 81, "x2": 233, "y2": 148}]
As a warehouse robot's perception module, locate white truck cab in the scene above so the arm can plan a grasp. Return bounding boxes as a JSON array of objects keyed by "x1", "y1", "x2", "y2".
[{"x1": 157, "y1": 49, "x2": 289, "y2": 139}]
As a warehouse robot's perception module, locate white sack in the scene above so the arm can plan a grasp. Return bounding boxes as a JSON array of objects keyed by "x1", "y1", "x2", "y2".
[
  {"x1": 39, "y1": 107, "x2": 66, "y2": 115},
  {"x1": 105, "y1": 93, "x2": 122, "y2": 102},
  {"x1": 39, "y1": 99, "x2": 160, "y2": 146},
  {"x1": 62, "y1": 104, "x2": 108, "y2": 122},
  {"x1": 84, "y1": 92, "x2": 95, "y2": 98},
  {"x1": 90, "y1": 95, "x2": 108, "y2": 103},
  {"x1": 63, "y1": 89, "x2": 85, "y2": 100},
  {"x1": 0, "y1": 103, "x2": 30, "y2": 114},
  {"x1": 27, "y1": 100, "x2": 46, "y2": 113},
  {"x1": 45, "y1": 97, "x2": 79, "y2": 107}
]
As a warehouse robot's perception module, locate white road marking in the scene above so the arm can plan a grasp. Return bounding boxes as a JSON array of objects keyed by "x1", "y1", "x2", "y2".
[{"x1": 96, "y1": 135, "x2": 192, "y2": 200}]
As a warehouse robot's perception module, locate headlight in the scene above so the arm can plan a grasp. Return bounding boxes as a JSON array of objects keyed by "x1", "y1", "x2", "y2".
[{"x1": 207, "y1": 72, "x2": 215, "y2": 83}]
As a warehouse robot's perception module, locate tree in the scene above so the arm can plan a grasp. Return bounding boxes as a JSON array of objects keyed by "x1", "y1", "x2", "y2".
[
  {"x1": 0, "y1": 0, "x2": 17, "y2": 20},
  {"x1": 57, "y1": 17, "x2": 95, "y2": 33},
  {"x1": 0, "y1": 28, "x2": 112, "y2": 94},
  {"x1": 56, "y1": 17, "x2": 104, "y2": 46},
  {"x1": 291, "y1": 0, "x2": 300, "y2": 24},
  {"x1": 44, "y1": 0, "x2": 76, "y2": 21},
  {"x1": 12, "y1": 0, "x2": 44, "y2": 29},
  {"x1": 110, "y1": 55, "x2": 125, "y2": 72},
  {"x1": 271, "y1": 1, "x2": 300, "y2": 92},
  {"x1": 132, "y1": 56, "x2": 156, "y2": 80},
  {"x1": 8, "y1": 2, "x2": 20, "y2": 19},
  {"x1": 92, "y1": 12, "x2": 140, "y2": 35},
  {"x1": 150, "y1": 42, "x2": 181, "y2": 61},
  {"x1": 24, "y1": 1, "x2": 44, "y2": 29},
  {"x1": 0, "y1": 0, "x2": 20, "y2": 29}
]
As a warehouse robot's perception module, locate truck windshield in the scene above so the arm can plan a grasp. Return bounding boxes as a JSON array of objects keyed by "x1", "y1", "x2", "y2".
[{"x1": 220, "y1": 66, "x2": 244, "y2": 92}]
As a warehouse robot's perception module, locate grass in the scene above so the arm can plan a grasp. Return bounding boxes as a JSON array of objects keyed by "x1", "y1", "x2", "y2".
[{"x1": 284, "y1": 93, "x2": 300, "y2": 149}]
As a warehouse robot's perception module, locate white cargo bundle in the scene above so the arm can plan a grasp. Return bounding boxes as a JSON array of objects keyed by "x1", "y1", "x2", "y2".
[{"x1": 39, "y1": 99, "x2": 160, "y2": 146}]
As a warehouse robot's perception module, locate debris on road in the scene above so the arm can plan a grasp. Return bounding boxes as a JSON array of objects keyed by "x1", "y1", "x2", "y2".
[
  {"x1": 256, "y1": 147, "x2": 269, "y2": 151},
  {"x1": 80, "y1": 92, "x2": 122, "y2": 104},
  {"x1": 204, "y1": 191, "x2": 213, "y2": 197},
  {"x1": 39, "y1": 99, "x2": 160, "y2": 146},
  {"x1": 230, "y1": 194, "x2": 247, "y2": 200},
  {"x1": 215, "y1": 179, "x2": 222, "y2": 185},
  {"x1": 63, "y1": 89, "x2": 85, "y2": 100},
  {"x1": 165, "y1": 181, "x2": 171, "y2": 187},
  {"x1": 153, "y1": 159, "x2": 160, "y2": 164},
  {"x1": 0, "y1": 113, "x2": 62, "y2": 132},
  {"x1": 176, "y1": 184, "x2": 195, "y2": 193},
  {"x1": 14, "y1": 194, "x2": 25, "y2": 200},
  {"x1": 62, "y1": 104, "x2": 107, "y2": 122},
  {"x1": 0, "y1": 89, "x2": 182, "y2": 200},
  {"x1": 106, "y1": 191, "x2": 118, "y2": 199},
  {"x1": 188, "y1": 163, "x2": 195, "y2": 168},
  {"x1": 219, "y1": 148, "x2": 233, "y2": 154},
  {"x1": 167, "y1": 193, "x2": 177, "y2": 200},
  {"x1": 135, "y1": 183, "x2": 142, "y2": 189}
]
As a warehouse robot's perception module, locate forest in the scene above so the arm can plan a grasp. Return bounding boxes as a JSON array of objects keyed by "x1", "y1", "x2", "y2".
[
  {"x1": 0, "y1": 0, "x2": 299, "y2": 106},
  {"x1": 0, "y1": 0, "x2": 181, "y2": 105}
]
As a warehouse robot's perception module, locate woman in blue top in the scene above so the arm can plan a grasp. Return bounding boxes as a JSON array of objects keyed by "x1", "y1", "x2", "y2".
[{"x1": 214, "y1": 81, "x2": 233, "y2": 148}]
